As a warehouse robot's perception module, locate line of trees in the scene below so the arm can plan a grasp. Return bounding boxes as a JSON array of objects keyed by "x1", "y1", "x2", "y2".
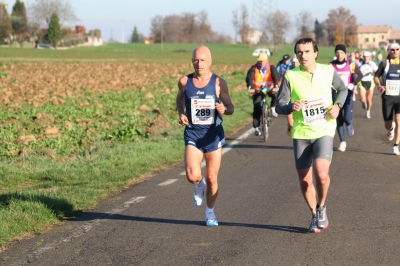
[
  {"x1": 140, "y1": 5, "x2": 357, "y2": 46},
  {"x1": 0, "y1": 0, "x2": 78, "y2": 47},
  {"x1": 232, "y1": 5, "x2": 357, "y2": 47},
  {"x1": 144, "y1": 10, "x2": 231, "y2": 44}
]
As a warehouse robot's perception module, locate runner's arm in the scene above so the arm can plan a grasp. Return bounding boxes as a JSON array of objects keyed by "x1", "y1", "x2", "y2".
[
  {"x1": 275, "y1": 77, "x2": 293, "y2": 115},
  {"x1": 270, "y1": 65, "x2": 281, "y2": 86},
  {"x1": 217, "y1": 78, "x2": 234, "y2": 115},
  {"x1": 374, "y1": 61, "x2": 385, "y2": 86},
  {"x1": 332, "y1": 70, "x2": 348, "y2": 107},
  {"x1": 176, "y1": 76, "x2": 190, "y2": 126},
  {"x1": 176, "y1": 77, "x2": 186, "y2": 116}
]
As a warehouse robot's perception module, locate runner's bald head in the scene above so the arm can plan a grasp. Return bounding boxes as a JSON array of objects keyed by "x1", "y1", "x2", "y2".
[{"x1": 192, "y1": 46, "x2": 212, "y2": 61}]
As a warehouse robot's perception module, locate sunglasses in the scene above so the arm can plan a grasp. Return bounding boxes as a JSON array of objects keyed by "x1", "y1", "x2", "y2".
[{"x1": 391, "y1": 49, "x2": 399, "y2": 52}]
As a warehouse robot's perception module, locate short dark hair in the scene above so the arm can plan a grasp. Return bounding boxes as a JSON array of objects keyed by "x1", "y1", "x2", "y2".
[{"x1": 294, "y1": 37, "x2": 319, "y2": 54}]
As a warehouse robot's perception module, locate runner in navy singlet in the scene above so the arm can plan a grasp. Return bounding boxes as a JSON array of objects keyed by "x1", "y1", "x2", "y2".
[
  {"x1": 175, "y1": 46, "x2": 235, "y2": 226},
  {"x1": 374, "y1": 42, "x2": 400, "y2": 155}
]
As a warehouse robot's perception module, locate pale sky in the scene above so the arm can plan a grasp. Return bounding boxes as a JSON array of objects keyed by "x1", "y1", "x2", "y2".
[{"x1": 3, "y1": 0, "x2": 400, "y2": 43}]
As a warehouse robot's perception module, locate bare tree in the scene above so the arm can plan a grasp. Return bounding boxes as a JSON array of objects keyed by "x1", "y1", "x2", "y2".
[
  {"x1": 149, "y1": 15, "x2": 163, "y2": 43},
  {"x1": 231, "y1": 5, "x2": 250, "y2": 44},
  {"x1": 314, "y1": 19, "x2": 328, "y2": 45},
  {"x1": 197, "y1": 10, "x2": 212, "y2": 43},
  {"x1": 325, "y1": 6, "x2": 357, "y2": 46},
  {"x1": 239, "y1": 5, "x2": 250, "y2": 44},
  {"x1": 181, "y1": 12, "x2": 197, "y2": 42},
  {"x1": 295, "y1": 11, "x2": 314, "y2": 39},
  {"x1": 232, "y1": 9, "x2": 239, "y2": 43},
  {"x1": 28, "y1": 0, "x2": 77, "y2": 29},
  {"x1": 149, "y1": 11, "x2": 213, "y2": 43},
  {"x1": 264, "y1": 10, "x2": 291, "y2": 45}
]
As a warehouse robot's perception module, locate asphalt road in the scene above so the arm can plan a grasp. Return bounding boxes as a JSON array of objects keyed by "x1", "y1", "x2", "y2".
[{"x1": 2, "y1": 90, "x2": 400, "y2": 266}]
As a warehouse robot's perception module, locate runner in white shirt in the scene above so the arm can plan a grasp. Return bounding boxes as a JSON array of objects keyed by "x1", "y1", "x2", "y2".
[{"x1": 354, "y1": 51, "x2": 378, "y2": 118}]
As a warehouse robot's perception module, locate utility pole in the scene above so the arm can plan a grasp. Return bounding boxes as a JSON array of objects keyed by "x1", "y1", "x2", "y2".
[
  {"x1": 251, "y1": 0, "x2": 278, "y2": 44},
  {"x1": 161, "y1": 20, "x2": 164, "y2": 51},
  {"x1": 342, "y1": 15, "x2": 351, "y2": 45},
  {"x1": 121, "y1": 21, "x2": 125, "y2": 43}
]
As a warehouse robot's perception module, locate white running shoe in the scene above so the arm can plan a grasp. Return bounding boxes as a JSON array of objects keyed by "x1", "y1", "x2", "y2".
[
  {"x1": 193, "y1": 177, "x2": 205, "y2": 207},
  {"x1": 338, "y1": 141, "x2": 346, "y2": 152},
  {"x1": 393, "y1": 145, "x2": 400, "y2": 155},
  {"x1": 388, "y1": 122, "x2": 395, "y2": 141},
  {"x1": 205, "y1": 211, "x2": 218, "y2": 226},
  {"x1": 254, "y1": 127, "x2": 261, "y2": 136},
  {"x1": 271, "y1": 107, "x2": 278, "y2": 118},
  {"x1": 366, "y1": 110, "x2": 371, "y2": 119}
]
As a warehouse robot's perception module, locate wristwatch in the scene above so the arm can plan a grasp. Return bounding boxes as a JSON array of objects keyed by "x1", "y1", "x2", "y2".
[{"x1": 336, "y1": 103, "x2": 342, "y2": 108}]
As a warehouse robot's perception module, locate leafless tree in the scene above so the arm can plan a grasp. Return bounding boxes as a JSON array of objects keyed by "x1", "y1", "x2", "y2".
[
  {"x1": 264, "y1": 10, "x2": 291, "y2": 45},
  {"x1": 232, "y1": 5, "x2": 250, "y2": 44},
  {"x1": 181, "y1": 12, "x2": 197, "y2": 42},
  {"x1": 27, "y1": 0, "x2": 77, "y2": 29},
  {"x1": 295, "y1": 11, "x2": 314, "y2": 39},
  {"x1": 149, "y1": 11, "x2": 213, "y2": 43},
  {"x1": 164, "y1": 15, "x2": 184, "y2": 42},
  {"x1": 149, "y1": 15, "x2": 163, "y2": 43},
  {"x1": 197, "y1": 10, "x2": 212, "y2": 43},
  {"x1": 232, "y1": 9, "x2": 239, "y2": 43},
  {"x1": 325, "y1": 6, "x2": 357, "y2": 46}
]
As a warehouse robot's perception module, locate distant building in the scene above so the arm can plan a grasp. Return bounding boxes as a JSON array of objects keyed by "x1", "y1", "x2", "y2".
[
  {"x1": 356, "y1": 25, "x2": 396, "y2": 49},
  {"x1": 247, "y1": 28, "x2": 263, "y2": 45}
]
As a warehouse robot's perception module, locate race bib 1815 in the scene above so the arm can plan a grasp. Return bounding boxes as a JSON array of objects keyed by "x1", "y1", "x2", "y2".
[{"x1": 301, "y1": 96, "x2": 327, "y2": 125}]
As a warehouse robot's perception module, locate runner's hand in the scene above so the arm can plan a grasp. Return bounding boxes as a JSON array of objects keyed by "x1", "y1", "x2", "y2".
[
  {"x1": 327, "y1": 104, "x2": 340, "y2": 119},
  {"x1": 378, "y1": 85, "x2": 386, "y2": 93},
  {"x1": 215, "y1": 102, "x2": 225, "y2": 115},
  {"x1": 178, "y1": 114, "x2": 189, "y2": 126},
  {"x1": 347, "y1": 83, "x2": 355, "y2": 91},
  {"x1": 292, "y1": 100, "x2": 304, "y2": 112}
]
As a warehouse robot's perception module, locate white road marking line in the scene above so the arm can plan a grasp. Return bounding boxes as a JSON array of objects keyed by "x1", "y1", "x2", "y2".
[
  {"x1": 158, "y1": 179, "x2": 178, "y2": 186},
  {"x1": 10, "y1": 196, "x2": 146, "y2": 266},
  {"x1": 179, "y1": 127, "x2": 254, "y2": 175}
]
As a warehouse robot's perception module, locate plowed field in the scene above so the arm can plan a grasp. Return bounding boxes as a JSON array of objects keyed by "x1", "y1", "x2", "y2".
[{"x1": 0, "y1": 62, "x2": 248, "y2": 106}]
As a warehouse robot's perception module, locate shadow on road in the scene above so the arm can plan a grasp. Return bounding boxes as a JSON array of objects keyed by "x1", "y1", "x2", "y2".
[
  {"x1": 225, "y1": 144, "x2": 293, "y2": 150},
  {"x1": 66, "y1": 213, "x2": 308, "y2": 234}
]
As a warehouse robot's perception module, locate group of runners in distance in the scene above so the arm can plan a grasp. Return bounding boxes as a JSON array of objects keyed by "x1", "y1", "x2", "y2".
[{"x1": 175, "y1": 37, "x2": 400, "y2": 232}]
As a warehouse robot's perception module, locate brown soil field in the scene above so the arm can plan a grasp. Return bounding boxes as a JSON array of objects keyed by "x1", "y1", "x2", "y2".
[{"x1": 0, "y1": 63, "x2": 249, "y2": 106}]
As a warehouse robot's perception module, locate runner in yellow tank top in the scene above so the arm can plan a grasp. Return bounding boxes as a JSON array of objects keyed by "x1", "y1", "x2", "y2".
[{"x1": 275, "y1": 38, "x2": 348, "y2": 233}]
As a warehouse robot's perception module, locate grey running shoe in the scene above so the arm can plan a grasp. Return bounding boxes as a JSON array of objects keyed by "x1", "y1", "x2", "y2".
[
  {"x1": 193, "y1": 178, "x2": 205, "y2": 207},
  {"x1": 308, "y1": 215, "x2": 321, "y2": 233},
  {"x1": 347, "y1": 124, "x2": 354, "y2": 137},
  {"x1": 316, "y1": 205, "x2": 329, "y2": 229},
  {"x1": 361, "y1": 102, "x2": 366, "y2": 110}
]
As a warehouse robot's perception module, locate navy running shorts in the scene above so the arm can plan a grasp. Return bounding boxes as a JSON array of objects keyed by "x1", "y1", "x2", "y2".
[{"x1": 184, "y1": 125, "x2": 225, "y2": 153}]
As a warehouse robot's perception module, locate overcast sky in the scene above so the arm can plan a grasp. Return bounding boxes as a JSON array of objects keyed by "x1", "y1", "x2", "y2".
[{"x1": 3, "y1": 0, "x2": 400, "y2": 43}]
